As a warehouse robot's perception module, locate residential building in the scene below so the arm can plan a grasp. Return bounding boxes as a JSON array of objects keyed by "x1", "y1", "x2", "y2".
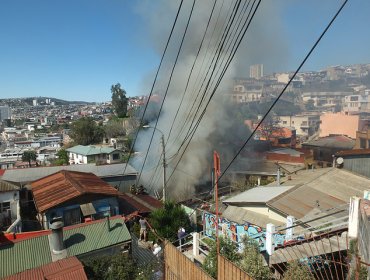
[
  {"x1": 0, "y1": 162, "x2": 137, "y2": 192},
  {"x1": 278, "y1": 114, "x2": 320, "y2": 137},
  {"x1": 0, "y1": 180, "x2": 20, "y2": 232},
  {"x1": 0, "y1": 106, "x2": 11, "y2": 121},
  {"x1": 250, "y1": 64, "x2": 264, "y2": 79},
  {"x1": 302, "y1": 91, "x2": 352, "y2": 108},
  {"x1": 355, "y1": 127, "x2": 370, "y2": 149},
  {"x1": 302, "y1": 135, "x2": 355, "y2": 163},
  {"x1": 334, "y1": 149, "x2": 370, "y2": 178},
  {"x1": 319, "y1": 112, "x2": 366, "y2": 138},
  {"x1": 66, "y1": 145, "x2": 123, "y2": 165},
  {"x1": 31, "y1": 170, "x2": 120, "y2": 229},
  {"x1": 0, "y1": 216, "x2": 131, "y2": 278},
  {"x1": 343, "y1": 92, "x2": 370, "y2": 114}
]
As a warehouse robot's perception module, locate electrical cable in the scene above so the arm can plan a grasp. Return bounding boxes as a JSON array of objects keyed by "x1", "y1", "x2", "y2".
[
  {"x1": 135, "y1": 0, "x2": 197, "y2": 186},
  {"x1": 214, "y1": 0, "x2": 349, "y2": 187},
  {"x1": 166, "y1": 0, "x2": 261, "y2": 184},
  {"x1": 116, "y1": 0, "x2": 184, "y2": 190}
]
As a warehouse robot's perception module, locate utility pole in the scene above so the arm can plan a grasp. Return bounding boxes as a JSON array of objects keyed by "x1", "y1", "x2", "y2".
[{"x1": 161, "y1": 134, "x2": 166, "y2": 202}]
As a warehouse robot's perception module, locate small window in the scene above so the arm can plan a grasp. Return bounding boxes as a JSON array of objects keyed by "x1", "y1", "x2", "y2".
[
  {"x1": 0, "y1": 202, "x2": 10, "y2": 213},
  {"x1": 360, "y1": 138, "x2": 366, "y2": 149},
  {"x1": 112, "y1": 153, "x2": 120, "y2": 160}
]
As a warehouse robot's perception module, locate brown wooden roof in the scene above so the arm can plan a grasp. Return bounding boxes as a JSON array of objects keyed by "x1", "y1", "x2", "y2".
[{"x1": 31, "y1": 170, "x2": 118, "y2": 213}]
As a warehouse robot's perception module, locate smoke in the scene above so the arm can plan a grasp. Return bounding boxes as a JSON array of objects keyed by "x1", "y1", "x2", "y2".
[{"x1": 131, "y1": 0, "x2": 290, "y2": 200}]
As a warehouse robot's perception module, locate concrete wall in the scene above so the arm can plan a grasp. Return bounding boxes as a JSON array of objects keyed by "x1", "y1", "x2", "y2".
[{"x1": 320, "y1": 113, "x2": 361, "y2": 138}]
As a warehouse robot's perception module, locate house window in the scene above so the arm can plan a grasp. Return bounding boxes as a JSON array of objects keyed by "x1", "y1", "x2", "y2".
[
  {"x1": 283, "y1": 121, "x2": 287, "y2": 125},
  {"x1": 112, "y1": 153, "x2": 120, "y2": 160},
  {"x1": 0, "y1": 202, "x2": 10, "y2": 213},
  {"x1": 63, "y1": 207, "x2": 81, "y2": 226}
]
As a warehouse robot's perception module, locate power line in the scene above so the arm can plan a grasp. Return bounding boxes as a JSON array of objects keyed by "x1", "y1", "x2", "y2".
[
  {"x1": 117, "y1": 0, "x2": 184, "y2": 190},
  {"x1": 136, "y1": 0, "x2": 197, "y2": 185},
  {"x1": 215, "y1": 0, "x2": 349, "y2": 185},
  {"x1": 166, "y1": 0, "x2": 261, "y2": 184}
]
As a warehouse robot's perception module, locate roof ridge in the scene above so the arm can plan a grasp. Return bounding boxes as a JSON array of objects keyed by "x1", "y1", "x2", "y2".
[{"x1": 63, "y1": 170, "x2": 85, "y2": 194}]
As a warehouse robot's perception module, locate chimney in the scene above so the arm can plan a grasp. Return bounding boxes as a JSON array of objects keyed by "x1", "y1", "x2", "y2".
[{"x1": 48, "y1": 217, "x2": 67, "y2": 261}]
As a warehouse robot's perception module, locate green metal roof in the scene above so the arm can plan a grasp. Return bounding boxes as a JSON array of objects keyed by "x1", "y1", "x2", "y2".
[
  {"x1": 0, "y1": 235, "x2": 52, "y2": 278},
  {"x1": 65, "y1": 217, "x2": 131, "y2": 257},
  {"x1": 66, "y1": 145, "x2": 118, "y2": 156},
  {"x1": 0, "y1": 217, "x2": 131, "y2": 278}
]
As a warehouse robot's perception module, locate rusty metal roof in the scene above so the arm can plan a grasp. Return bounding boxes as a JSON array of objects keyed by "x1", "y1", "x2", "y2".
[
  {"x1": 31, "y1": 170, "x2": 119, "y2": 212},
  {"x1": 2, "y1": 256, "x2": 87, "y2": 280},
  {"x1": 118, "y1": 193, "x2": 162, "y2": 215}
]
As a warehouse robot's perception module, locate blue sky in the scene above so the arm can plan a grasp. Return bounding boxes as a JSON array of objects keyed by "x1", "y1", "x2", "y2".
[{"x1": 0, "y1": 0, "x2": 369, "y2": 102}]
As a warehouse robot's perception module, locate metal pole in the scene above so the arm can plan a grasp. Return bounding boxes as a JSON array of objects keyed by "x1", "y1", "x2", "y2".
[{"x1": 161, "y1": 134, "x2": 166, "y2": 202}]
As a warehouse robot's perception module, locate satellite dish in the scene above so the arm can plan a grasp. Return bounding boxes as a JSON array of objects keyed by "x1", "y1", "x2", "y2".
[{"x1": 336, "y1": 157, "x2": 344, "y2": 165}]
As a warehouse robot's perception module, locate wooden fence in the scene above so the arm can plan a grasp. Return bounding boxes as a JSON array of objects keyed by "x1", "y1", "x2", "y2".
[
  {"x1": 217, "y1": 255, "x2": 253, "y2": 280},
  {"x1": 164, "y1": 242, "x2": 253, "y2": 280},
  {"x1": 164, "y1": 242, "x2": 213, "y2": 280}
]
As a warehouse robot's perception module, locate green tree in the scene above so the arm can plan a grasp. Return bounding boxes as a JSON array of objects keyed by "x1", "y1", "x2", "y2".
[
  {"x1": 149, "y1": 201, "x2": 191, "y2": 242},
  {"x1": 305, "y1": 99, "x2": 315, "y2": 111},
  {"x1": 55, "y1": 149, "x2": 69, "y2": 165},
  {"x1": 83, "y1": 253, "x2": 153, "y2": 280},
  {"x1": 202, "y1": 237, "x2": 241, "y2": 278},
  {"x1": 111, "y1": 83, "x2": 128, "y2": 118},
  {"x1": 104, "y1": 118, "x2": 126, "y2": 139},
  {"x1": 283, "y1": 261, "x2": 313, "y2": 280},
  {"x1": 238, "y1": 239, "x2": 272, "y2": 280},
  {"x1": 22, "y1": 150, "x2": 37, "y2": 167},
  {"x1": 70, "y1": 117, "x2": 104, "y2": 145}
]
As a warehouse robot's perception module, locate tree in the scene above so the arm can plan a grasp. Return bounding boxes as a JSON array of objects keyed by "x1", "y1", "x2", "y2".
[
  {"x1": 70, "y1": 117, "x2": 104, "y2": 145},
  {"x1": 305, "y1": 99, "x2": 315, "y2": 111},
  {"x1": 104, "y1": 118, "x2": 126, "y2": 139},
  {"x1": 203, "y1": 237, "x2": 241, "y2": 278},
  {"x1": 83, "y1": 253, "x2": 156, "y2": 280},
  {"x1": 55, "y1": 149, "x2": 69, "y2": 165},
  {"x1": 238, "y1": 239, "x2": 272, "y2": 280},
  {"x1": 283, "y1": 261, "x2": 314, "y2": 280},
  {"x1": 22, "y1": 150, "x2": 37, "y2": 167},
  {"x1": 111, "y1": 83, "x2": 128, "y2": 118},
  {"x1": 149, "y1": 201, "x2": 192, "y2": 242}
]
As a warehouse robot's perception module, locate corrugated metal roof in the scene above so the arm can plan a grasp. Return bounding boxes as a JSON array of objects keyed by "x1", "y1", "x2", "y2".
[
  {"x1": 0, "y1": 180, "x2": 19, "y2": 192},
  {"x1": 302, "y1": 135, "x2": 355, "y2": 149},
  {"x1": 223, "y1": 186, "x2": 293, "y2": 205},
  {"x1": 266, "y1": 168, "x2": 370, "y2": 218},
  {"x1": 64, "y1": 216, "x2": 131, "y2": 257},
  {"x1": 1, "y1": 162, "x2": 137, "y2": 184},
  {"x1": 2, "y1": 256, "x2": 87, "y2": 280},
  {"x1": 267, "y1": 186, "x2": 344, "y2": 218},
  {"x1": 222, "y1": 205, "x2": 284, "y2": 227},
  {"x1": 31, "y1": 170, "x2": 119, "y2": 212},
  {"x1": 0, "y1": 217, "x2": 131, "y2": 278},
  {"x1": 66, "y1": 145, "x2": 117, "y2": 156},
  {"x1": 0, "y1": 235, "x2": 52, "y2": 278}
]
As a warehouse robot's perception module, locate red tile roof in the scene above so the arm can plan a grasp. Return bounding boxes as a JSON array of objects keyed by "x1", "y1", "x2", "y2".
[
  {"x1": 31, "y1": 170, "x2": 118, "y2": 212},
  {"x1": 3, "y1": 256, "x2": 87, "y2": 280},
  {"x1": 336, "y1": 148, "x2": 370, "y2": 156}
]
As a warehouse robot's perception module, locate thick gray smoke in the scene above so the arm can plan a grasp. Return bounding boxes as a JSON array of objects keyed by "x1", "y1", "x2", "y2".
[{"x1": 131, "y1": 0, "x2": 289, "y2": 200}]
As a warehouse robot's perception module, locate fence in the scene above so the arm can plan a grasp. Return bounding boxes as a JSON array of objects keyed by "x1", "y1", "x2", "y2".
[
  {"x1": 218, "y1": 255, "x2": 253, "y2": 280},
  {"x1": 164, "y1": 242, "x2": 253, "y2": 280}
]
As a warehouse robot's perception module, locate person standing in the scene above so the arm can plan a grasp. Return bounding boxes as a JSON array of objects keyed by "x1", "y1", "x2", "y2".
[
  {"x1": 139, "y1": 217, "x2": 147, "y2": 241},
  {"x1": 177, "y1": 227, "x2": 186, "y2": 251}
]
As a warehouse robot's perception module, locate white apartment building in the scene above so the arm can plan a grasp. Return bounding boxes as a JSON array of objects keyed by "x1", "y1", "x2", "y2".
[
  {"x1": 278, "y1": 114, "x2": 320, "y2": 137},
  {"x1": 343, "y1": 91, "x2": 370, "y2": 114}
]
